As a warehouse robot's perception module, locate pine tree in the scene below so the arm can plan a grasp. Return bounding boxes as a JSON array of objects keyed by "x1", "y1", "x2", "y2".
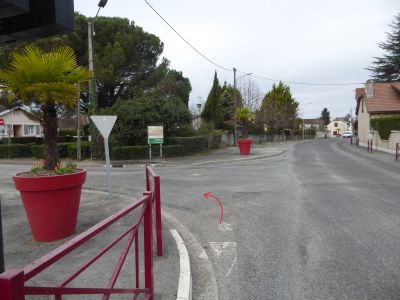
[
  {"x1": 320, "y1": 108, "x2": 330, "y2": 126},
  {"x1": 368, "y1": 12, "x2": 400, "y2": 81},
  {"x1": 201, "y1": 71, "x2": 223, "y2": 128}
]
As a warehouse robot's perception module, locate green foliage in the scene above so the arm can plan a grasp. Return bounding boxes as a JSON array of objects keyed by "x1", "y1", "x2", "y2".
[
  {"x1": 320, "y1": 108, "x2": 330, "y2": 126},
  {"x1": 67, "y1": 141, "x2": 91, "y2": 159},
  {"x1": 166, "y1": 136, "x2": 208, "y2": 153},
  {"x1": 201, "y1": 72, "x2": 224, "y2": 128},
  {"x1": 368, "y1": 12, "x2": 400, "y2": 81},
  {"x1": 219, "y1": 82, "x2": 236, "y2": 123},
  {"x1": 305, "y1": 128, "x2": 317, "y2": 138},
  {"x1": 370, "y1": 117, "x2": 400, "y2": 140},
  {"x1": 0, "y1": 144, "x2": 32, "y2": 158},
  {"x1": 59, "y1": 129, "x2": 82, "y2": 136},
  {"x1": 2, "y1": 137, "x2": 42, "y2": 144},
  {"x1": 258, "y1": 81, "x2": 299, "y2": 133},
  {"x1": 112, "y1": 145, "x2": 149, "y2": 159},
  {"x1": 103, "y1": 95, "x2": 191, "y2": 146},
  {"x1": 235, "y1": 107, "x2": 255, "y2": 139},
  {"x1": 0, "y1": 45, "x2": 89, "y2": 171},
  {"x1": 55, "y1": 161, "x2": 77, "y2": 175}
]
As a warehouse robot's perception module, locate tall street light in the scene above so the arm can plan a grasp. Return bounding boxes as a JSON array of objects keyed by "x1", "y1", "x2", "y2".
[
  {"x1": 302, "y1": 102, "x2": 312, "y2": 140},
  {"x1": 233, "y1": 68, "x2": 252, "y2": 145},
  {"x1": 87, "y1": 0, "x2": 108, "y2": 160}
]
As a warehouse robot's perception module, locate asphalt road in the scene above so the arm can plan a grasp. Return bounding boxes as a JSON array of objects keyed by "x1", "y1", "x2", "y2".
[
  {"x1": 151, "y1": 139, "x2": 400, "y2": 299},
  {"x1": 2, "y1": 139, "x2": 400, "y2": 299}
]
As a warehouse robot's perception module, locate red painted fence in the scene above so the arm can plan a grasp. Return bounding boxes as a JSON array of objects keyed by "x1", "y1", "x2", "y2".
[
  {"x1": 0, "y1": 165, "x2": 164, "y2": 299},
  {"x1": 146, "y1": 165, "x2": 163, "y2": 257}
]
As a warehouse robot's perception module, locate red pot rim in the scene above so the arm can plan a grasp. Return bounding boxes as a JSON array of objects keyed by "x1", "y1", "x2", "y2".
[{"x1": 13, "y1": 169, "x2": 87, "y2": 192}]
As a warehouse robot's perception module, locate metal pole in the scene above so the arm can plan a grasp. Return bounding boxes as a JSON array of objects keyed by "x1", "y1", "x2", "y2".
[
  {"x1": 104, "y1": 138, "x2": 112, "y2": 197},
  {"x1": 77, "y1": 96, "x2": 81, "y2": 161},
  {"x1": 0, "y1": 196, "x2": 4, "y2": 273},
  {"x1": 233, "y1": 67, "x2": 237, "y2": 146},
  {"x1": 160, "y1": 144, "x2": 162, "y2": 158},
  {"x1": 88, "y1": 20, "x2": 98, "y2": 160},
  {"x1": 149, "y1": 144, "x2": 152, "y2": 160},
  {"x1": 302, "y1": 119, "x2": 305, "y2": 140}
]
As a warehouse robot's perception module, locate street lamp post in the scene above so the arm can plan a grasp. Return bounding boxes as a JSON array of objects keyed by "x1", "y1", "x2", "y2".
[
  {"x1": 87, "y1": 0, "x2": 108, "y2": 160},
  {"x1": 233, "y1": 68, "x2": 252, "y2": 145}
]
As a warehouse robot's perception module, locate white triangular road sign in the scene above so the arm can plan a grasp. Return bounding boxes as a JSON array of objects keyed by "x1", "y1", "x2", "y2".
[{"x1": 90, "y1": 115, "x2": 117, "y2": 139}]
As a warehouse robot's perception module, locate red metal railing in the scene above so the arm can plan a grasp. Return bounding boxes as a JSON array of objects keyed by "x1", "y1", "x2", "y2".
[
  {"x1": 0, "y1": 192, "x2": 155, "y2": 299},
  {"x1": 367, "y1": 139, "x2": 373, "y2": 152},
  {"x1": 146, "y1": 165, "x2": 163, "y2": 257},
  {"x1": 396, "y1": 143, "x2": 399, "y2": 161}
]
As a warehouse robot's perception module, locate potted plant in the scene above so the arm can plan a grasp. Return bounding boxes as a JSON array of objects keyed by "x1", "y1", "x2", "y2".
[
  {"x1": 235, "y1": 107, "x2": 255, "y2": 155},
  {"x1": 0, "y1": 45, "x2": 90, "y2": 242}
]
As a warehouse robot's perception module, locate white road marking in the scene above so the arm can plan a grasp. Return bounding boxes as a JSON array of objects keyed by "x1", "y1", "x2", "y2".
[
  {"x1": 209, "y1": 242, "x2": 237, "y2": 258},
  {"x1": 218, "y1": 223, "x2": 233, "y2": 232},
  {"x1": 226, "y1": 257, "x2": 237, "y2": 277}
]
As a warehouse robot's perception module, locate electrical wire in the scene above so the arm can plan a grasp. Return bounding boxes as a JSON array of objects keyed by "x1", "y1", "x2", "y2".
[
  {"x1": 144, "y1": 0, "x2": 364, "y2": 86},
  {"x1": 143, "y1": 0, "x2": 232, "y2": 72}
]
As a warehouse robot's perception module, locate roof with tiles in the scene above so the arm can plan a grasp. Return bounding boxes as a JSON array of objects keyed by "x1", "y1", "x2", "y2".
[
  {"x1": 365, "y1": 82, "x2": 400, "y2": 113},
  {"x1": 356, "y1": 82, "x2": 400, "y2": 114}
]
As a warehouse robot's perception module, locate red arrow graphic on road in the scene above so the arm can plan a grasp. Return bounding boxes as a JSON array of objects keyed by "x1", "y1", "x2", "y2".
[{"x1": 203, "y1": 192, "x2": 224, "y2": 224}]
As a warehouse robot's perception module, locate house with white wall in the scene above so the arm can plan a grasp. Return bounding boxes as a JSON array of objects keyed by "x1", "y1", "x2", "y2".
[
  {"x1": 0, "y1": 106, "x2": 42, "y2": 139},
  {"x1": 355, "y1": 81, "x2": 400, "y2": 153},
  {"x1": 326, "y1": 118, "x2": 349, "y2": 137}
]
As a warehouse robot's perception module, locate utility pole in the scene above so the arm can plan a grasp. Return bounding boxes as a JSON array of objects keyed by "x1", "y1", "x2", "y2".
[
  {"x1": 88, "y1": 20, "x2": 98, "y2": 159},
  {"x1": 233, "y1": 67, "x2": 237, "y2": 145}
]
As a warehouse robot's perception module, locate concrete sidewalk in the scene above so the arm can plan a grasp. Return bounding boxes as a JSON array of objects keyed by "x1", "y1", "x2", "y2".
[{"x1": 0, "y1": 142, "x2": 289, "y2": 299}]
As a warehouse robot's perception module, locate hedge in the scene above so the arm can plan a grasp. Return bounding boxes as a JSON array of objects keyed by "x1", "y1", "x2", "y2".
[
  {"x1": 0, "y1": 144, "x2": 32, "y2": 158},
  {"x1": 67, "y1": 141, "x2": 91, "y2": 159},
  {"x1": 371, "y1": 117, "x2": 400, "y2": 140},
  {"x1": 2, "y1": 137, "x2": 43, "y2": 145},
  {"x1": 29, "y1": 142, "x2": 90, "y2": 159},
  {"x1": 59, "y1": 129, "x2": 83, "y2": 137},
  {"x1": 112, "y1": 145, "x2": 189, "y2": 160},
  {"x1": 166, "y1": 136, "x2": 208, "y2": 153}
]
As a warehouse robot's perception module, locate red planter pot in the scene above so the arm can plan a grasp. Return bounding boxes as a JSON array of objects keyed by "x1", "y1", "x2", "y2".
[
  {"x1": 238, "y1": 139, "x2": 252, "y2": 155},
  {"x1": 13, "y1": 169, "x2": 87, "y2": 242}
]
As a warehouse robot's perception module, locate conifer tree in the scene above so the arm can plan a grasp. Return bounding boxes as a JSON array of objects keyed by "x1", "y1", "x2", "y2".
[
  {"x1": 368, "y1": 12, "x2": 400, "y2": 81},
  {"x1": 201, "y1": 71, "x2": 223, "y2": 128}
]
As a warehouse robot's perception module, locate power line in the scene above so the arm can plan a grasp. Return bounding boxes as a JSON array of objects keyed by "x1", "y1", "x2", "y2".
[
  {"x1": 143, "y1": 0, "x2": 232, "y2": 72},
  {"x1": 143, "y1": 0, "x2": 364, "y2": 87}
]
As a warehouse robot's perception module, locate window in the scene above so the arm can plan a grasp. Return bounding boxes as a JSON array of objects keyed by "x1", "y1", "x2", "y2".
[
  {"x1": 24, "y1": 125, "x2": 36, "y2": 135},
  {"x1": 334, "y1": 122, "x2": 338, "y2": 127}
]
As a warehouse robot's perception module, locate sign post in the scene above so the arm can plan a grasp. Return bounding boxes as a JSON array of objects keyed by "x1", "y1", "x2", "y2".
[
  {"x1": 148, "y1": 126, "x2": 164, "y2": 160},
  {"x1": 90, "y1": 116, "x2": 117, "y2": 197}
]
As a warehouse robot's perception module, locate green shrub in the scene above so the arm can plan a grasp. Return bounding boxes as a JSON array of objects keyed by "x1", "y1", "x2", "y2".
[
  {"x1": 112, "y1": 145, "x2": 189, "y2": 160},
  {"x1": 31, "y1": 145, "x2": 43, "y2": 158},
  {"x1": 371, "y1": 117, "x2": 400, "y2": 140},
  {"x1": 166, "y1": 136, "x2": 208, "y2": 153},
  {"x1": 112, "y1": 146, "x2": 149, "y2": 160},
  {"x1": 6, "y1": 137, "x2": 43, "y2": 144},
  {"x1": 58, "y1": 136, "x2": 74, "y2": 143},
  {"x1": 305, "y1": 128, "x2": 316, "y2": 138},
  {"x1": 59, "y1": 129, "x2": 82, "y2": 136},
  {"x1": 67, "y1": 141, "x2": 91, "y2": 159},
  {"x1": 0, "y1": 144, "x2": 32, "y2": 158}
]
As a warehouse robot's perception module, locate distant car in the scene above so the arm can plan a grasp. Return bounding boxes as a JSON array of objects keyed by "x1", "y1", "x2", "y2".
[{"x1": 342, "y1": 131, "x2": 353, "y2": 138}]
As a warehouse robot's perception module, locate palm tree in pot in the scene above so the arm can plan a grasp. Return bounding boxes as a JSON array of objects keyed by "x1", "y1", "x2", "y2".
[
  {"x1": 0, "y1": 45, "x2": 90, "y2": 241},
  {"x1": 235, "y1": 106, "x2": 255, "y2": 155}
]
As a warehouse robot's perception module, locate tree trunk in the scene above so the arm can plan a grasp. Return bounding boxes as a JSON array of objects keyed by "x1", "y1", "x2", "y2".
[{"x1": 42, "y1": 102, "x2": 58, "y2": 170}]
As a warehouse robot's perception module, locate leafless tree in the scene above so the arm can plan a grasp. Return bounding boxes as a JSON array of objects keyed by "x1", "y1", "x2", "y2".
[{"x1": 237, "y1": 76, "x2": 262, "y2": 112}]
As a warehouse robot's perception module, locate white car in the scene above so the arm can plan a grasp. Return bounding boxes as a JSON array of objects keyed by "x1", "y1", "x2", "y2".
[{"x1": 342, "y1": 131, "x2": 354, "y2": 138}]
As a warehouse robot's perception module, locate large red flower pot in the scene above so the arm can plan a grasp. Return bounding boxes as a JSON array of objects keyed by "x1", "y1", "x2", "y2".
[
  {"x1": 238, "y1": 139, "x2": 252, "y2": 155},
  {"x1": 13, "y1": 169, "x2": 87, "y2": 242}
]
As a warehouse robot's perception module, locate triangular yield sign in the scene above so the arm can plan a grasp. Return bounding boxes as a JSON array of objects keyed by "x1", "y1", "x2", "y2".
[{"x1": 90, "y1": 115, "x2": 117, "y2": 139}]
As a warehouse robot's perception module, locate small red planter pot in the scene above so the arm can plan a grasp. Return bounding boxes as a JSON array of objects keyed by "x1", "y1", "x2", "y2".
[
  {"x1": 238, "y1": 139, "x2": 252, "y2": 155},
  {"x1": 13, "y1": 169, "x2": 87, "y2": 242}
]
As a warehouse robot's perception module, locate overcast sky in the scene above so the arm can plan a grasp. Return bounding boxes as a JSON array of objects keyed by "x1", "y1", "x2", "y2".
[{"x1": 75, "y1": 0, "x2": 399, "y2": 119}]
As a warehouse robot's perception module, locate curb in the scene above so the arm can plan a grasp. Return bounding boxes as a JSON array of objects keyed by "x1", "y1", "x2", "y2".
[{"x1": 170, "y1": 229, "x2": 192, "y2": 300}]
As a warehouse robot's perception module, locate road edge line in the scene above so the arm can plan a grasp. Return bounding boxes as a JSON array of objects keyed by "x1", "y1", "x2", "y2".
[{"x1": 170, "y1": 229, "x2": 192, "y2": 300}]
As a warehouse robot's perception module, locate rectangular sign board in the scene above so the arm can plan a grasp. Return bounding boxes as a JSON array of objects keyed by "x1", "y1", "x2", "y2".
[{"x1": 148, "y1": 126, "x2": 164, "y2": 145}]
